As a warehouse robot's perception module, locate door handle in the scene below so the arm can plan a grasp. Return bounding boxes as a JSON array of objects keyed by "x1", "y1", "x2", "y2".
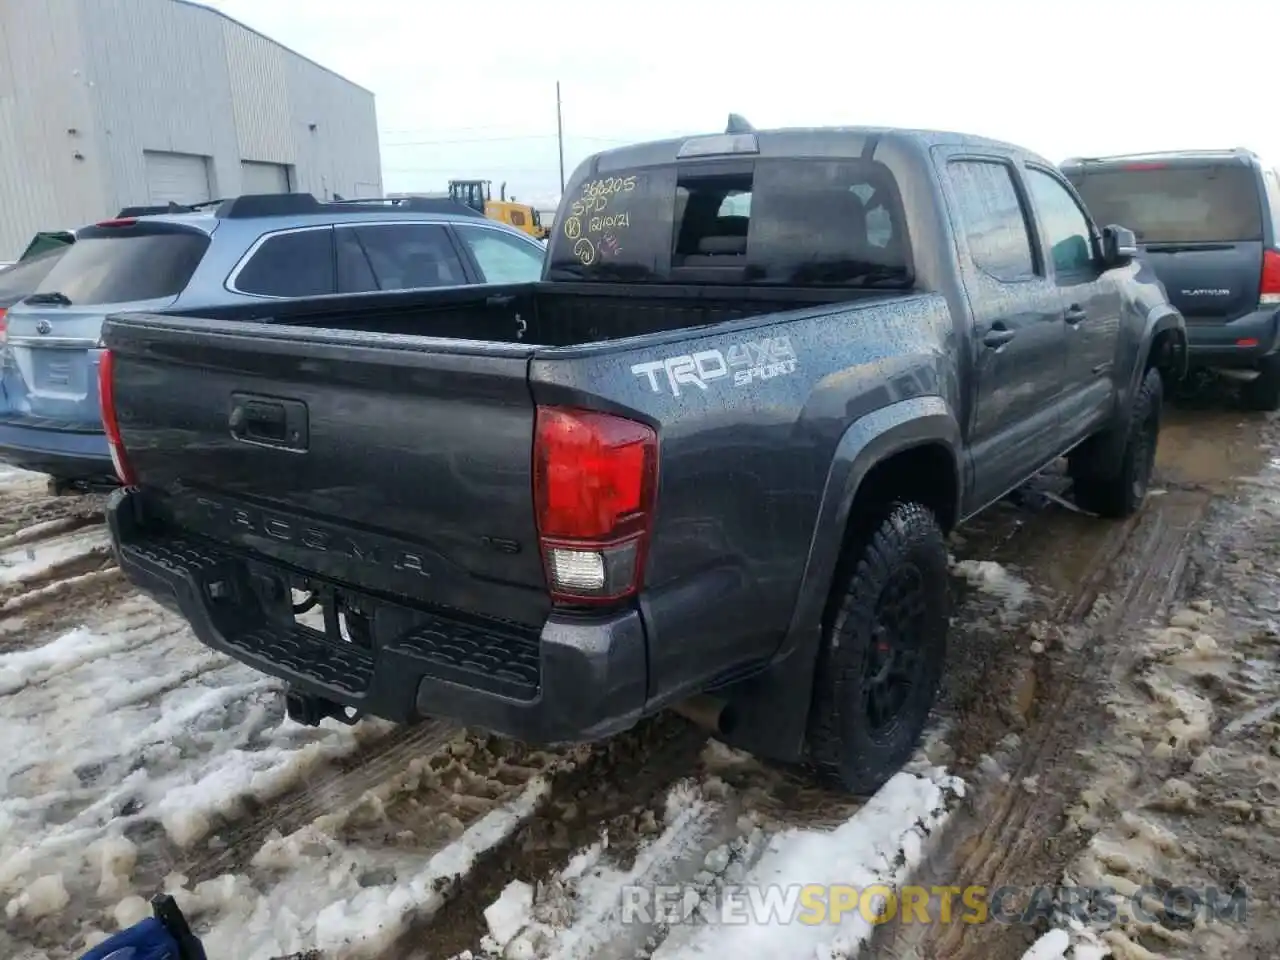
[
  {"x1": 983, "y1": 327, "x2": 1016, "y2": 348},
  {"x1": 229, "y1": 392, "x2": 309, "y2": 450},
  {"x1": 1065, "y1": 305, "x2": 1088, "y2": 325}
]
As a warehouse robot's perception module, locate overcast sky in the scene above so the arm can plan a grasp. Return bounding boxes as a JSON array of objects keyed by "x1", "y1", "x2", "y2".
[{"x1": 201, "y1": 0, "x2": 1275, "y2": 210}]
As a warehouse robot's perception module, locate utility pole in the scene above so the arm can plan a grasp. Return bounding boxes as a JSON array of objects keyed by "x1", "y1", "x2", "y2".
[{"x1": 556, "y1": 81, "x2": 565, "y2": 193}]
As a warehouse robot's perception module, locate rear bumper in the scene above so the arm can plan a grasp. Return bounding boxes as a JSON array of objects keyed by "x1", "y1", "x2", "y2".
[
  {"x1": 0, "y1": 420, "x2": 113, "y2": 481},
  {"x1": 1185, "y1": 306, "x2": 1280, "y2": 367},
  {"x1": 106, "y1": 488, "x2": 649, "y2": 743}
]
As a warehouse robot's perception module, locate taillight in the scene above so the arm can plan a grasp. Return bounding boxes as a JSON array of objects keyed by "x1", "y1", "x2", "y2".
[
  {"x1": 1262, "y1": 249, "x2": 1280, "y2": 306},
  {"x1": 95, "y1": 217, "x2": 137, "y2": 228},
  {"x1": 0, "y1": 308, "x2": 6, "y2": 345},
  {"x1": 533, "y1": 406, "x2": 658, "y2": 605},
  {"x1": 97, "y1": 350, "x2": 137, "y2": 485}
]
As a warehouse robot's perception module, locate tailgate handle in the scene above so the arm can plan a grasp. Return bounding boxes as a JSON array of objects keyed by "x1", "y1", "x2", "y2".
[{"x1": 229, "y1": 393, "x2": 309, "y2": 451}]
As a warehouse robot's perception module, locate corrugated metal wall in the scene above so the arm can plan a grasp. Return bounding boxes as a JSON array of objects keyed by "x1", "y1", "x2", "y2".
[
  {"x1": 0, "y1": 0, "x2": 110, "y2": 259},
  {"x1": 0, "y1": 0, "x2": 382, "y2": 259}
]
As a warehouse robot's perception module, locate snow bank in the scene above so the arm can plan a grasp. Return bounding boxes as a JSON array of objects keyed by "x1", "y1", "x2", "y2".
[{"x1": 650, "y1": 768, "x2": 960, "y2": 960}]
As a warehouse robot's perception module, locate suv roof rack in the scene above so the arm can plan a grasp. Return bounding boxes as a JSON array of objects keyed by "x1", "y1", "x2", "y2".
[
  {"x1": 328, "y1": 196, "x2": 487, "y2": 217},
  {"x1": 213, "y1": 192, "x2": 488, "y2": 220},
  {"x1": 1064, "y1": 147, "x2": 1257, "y2": 165}
]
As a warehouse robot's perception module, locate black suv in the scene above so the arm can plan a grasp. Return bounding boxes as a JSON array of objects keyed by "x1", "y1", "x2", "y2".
[{"x1": 1062, "y1": 150, "x2": 1280, "y2": 408}]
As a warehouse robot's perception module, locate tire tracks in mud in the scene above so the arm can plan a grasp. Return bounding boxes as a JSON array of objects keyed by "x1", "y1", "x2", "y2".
[
  {"x1": 880, "y1": 487, "x2": 1212, "y2": 960},
  {"x1": 0, "y1": 488, "x2": 106, "y2": 541},
  {"x1": 126, "y1": 720, "x2": 463, "y2": 888},
  {"x1": 395, "y1": 715, "x2": 710, "y2": 960}
]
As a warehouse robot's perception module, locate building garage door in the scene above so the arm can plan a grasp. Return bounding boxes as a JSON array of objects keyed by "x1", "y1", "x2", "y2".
[
  {"x1": 241, "y1": 161, "x2": 291, "y2": 195},
  {"x1": 144, "y1": 151, "x2": 212, "y2": 205}
]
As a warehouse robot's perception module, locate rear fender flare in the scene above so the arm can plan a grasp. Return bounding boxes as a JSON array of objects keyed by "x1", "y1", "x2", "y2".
[
  {"x1": 717, "y1": 396, "x2": 961, "y2": 762},
  {"x1": 1115, "y1": 305, "x2": 1186, "y2": 437}
]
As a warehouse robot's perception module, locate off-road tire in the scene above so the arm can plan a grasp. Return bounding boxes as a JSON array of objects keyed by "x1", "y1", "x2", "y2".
[
  {"x1": 1242, "y1": 355, "x2": 1280, "y2": 412},
  {"x1": 1069, "y1": 365, "x2": 1163, "y2": 518},
  {"x1": 806, "y1": 501, "x2": 950, "y2": 795}
]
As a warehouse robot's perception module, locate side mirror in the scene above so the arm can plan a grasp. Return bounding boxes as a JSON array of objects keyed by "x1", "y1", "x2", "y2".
[{"x1": 1100, "y1": 224, "x2": 1139, "y2": 266}]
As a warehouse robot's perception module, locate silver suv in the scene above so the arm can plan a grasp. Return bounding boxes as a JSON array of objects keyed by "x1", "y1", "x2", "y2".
[{"x1": 0, "y1": 194, "x2": 548, "y2": 488}]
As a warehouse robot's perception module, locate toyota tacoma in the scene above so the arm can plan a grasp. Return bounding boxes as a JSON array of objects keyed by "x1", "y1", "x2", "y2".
[{"x1": 101, "y1": 120, "x2": 1186, "y2": 793}]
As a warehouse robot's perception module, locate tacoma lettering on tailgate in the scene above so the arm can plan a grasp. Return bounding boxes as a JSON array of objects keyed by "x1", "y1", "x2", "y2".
[{"x1": 190, "y1": 496, "x2": 431, "y2": 577}]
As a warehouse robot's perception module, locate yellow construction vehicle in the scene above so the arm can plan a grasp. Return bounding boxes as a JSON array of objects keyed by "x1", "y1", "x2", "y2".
[{"x1": 448, "y1": 180, "x2": 549, "y2": 240}]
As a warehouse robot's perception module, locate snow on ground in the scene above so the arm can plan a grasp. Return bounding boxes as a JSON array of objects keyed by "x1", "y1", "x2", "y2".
[
  {"x1": 0, "y1": 527, "x2": 109, "y2": 587},
  {"x1": 0, "y1": 467, "x2": 973, "y2": 960},
  {"x1": 1022, "y1": 457, "x2": 1280, "y2": 959},
  {"x1": 951, "y1": 558, "x2": 1033, "y2": 616},
  {"x1": 178, "y1": 774, "x2": 549, "y2": 959},
  {"x1": 459, "y1": 765, "x2": 962, "y2": 960},
  {"x1": 0, "y1": 584, "x2": 391, "y2": 954}
]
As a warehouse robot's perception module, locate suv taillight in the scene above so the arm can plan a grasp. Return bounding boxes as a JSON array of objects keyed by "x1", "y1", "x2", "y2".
[
  {"x1": 1263, "y1": 249, "x2": 1280, "y2": 306},
  {"x1": 533, "y1": 407, "x2": 658, "y2": 605},
  {"x1": 97, "y1": 349, "x2": 137, "y2": 485},
  {"x1": 0, "y1": 307, "x2": 6, "y2": 345}
]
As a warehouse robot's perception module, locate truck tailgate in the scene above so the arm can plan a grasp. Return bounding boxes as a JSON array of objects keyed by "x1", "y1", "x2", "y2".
[{"x1": 103, "y1": 314, "x2": 549, "y2": 626}]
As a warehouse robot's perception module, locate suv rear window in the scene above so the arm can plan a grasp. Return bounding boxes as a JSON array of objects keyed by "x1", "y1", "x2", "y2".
[
  {"x1": 30, "y1": 225, "x2": 209, "y2": 305},
  {"x1": 1066, "y1": 163, "x2": 1263, "y2": 244},
  {"x1": 0, "y1": 249, "x2": 68, "y2": 305},
  {"x1": 547, "y1": 157, "x2": 911, "y2": 286}
]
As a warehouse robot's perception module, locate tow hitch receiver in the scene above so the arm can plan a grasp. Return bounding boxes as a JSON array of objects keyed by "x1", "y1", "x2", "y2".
[{"x1": 284, "y1": 689, "x2": 361, "y2": 727}]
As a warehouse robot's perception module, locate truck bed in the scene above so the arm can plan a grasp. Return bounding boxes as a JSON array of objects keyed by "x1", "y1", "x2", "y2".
[{"x1": 165, "y1": 281, "x2": 869, "y2": 346}]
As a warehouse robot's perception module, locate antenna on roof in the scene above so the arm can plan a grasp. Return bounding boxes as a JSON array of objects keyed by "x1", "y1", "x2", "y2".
[{"x1": 725, "y1": 113, "x2": 755, "y2": 135}]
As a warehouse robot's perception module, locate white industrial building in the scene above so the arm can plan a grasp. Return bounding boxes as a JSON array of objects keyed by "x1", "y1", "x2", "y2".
[{"x1": 0, "y1": 0, "x2": 383, "y2": 258}]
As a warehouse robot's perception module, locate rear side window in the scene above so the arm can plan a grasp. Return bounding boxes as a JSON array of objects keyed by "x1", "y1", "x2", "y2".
[
  {"x1": 349, "y1": 223, "x2": 466, "y2": 290},
  {"x1": 1067, "y1": 164, "x2": 1263, "y2": 243},
  {"x1": 1264, "y1": 169, "x2": 1280, "y2": 239},
  {"x1": 235, "y1": 228, "x2": 335, "y2": 298},
  {"x1": 32, "y1": 228, "x2": 209, "y2": 305},
  {"x1": 547, "y1": 158, "x2": 911, "y2": 286},
  {"x1": 454, "y1": 226, "x2": 544, "y2": 283},
  {"x1": 946, "y1": 160, "x2": 1035, "y2": 281}
]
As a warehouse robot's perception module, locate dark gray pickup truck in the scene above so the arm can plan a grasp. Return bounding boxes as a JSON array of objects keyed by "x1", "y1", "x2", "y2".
[{"x1": 101, "y1": 122, "x2": 1187, "y2": 793}]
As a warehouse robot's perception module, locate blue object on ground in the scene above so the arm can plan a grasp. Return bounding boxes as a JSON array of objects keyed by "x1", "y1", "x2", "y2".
[{"x1": 78, "y1": 917, "x2": 181, "y2": 960}]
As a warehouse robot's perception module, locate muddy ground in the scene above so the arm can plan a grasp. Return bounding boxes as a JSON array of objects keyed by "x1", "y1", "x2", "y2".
[{"x1": 2, "y1": 382, "x2": 1278, "y2": 959}]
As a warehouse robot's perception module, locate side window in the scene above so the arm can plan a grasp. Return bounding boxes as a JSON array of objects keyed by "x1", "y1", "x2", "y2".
[
  {"x1": 1025, "y1": 168, "x2": 1095, "y2": 275},
  {"x1": 351, "y1": 223, "x2": 467, "y2": 291},
  {"x1": 455, "y1": 226, "x2": 545, "y2": 284},
  {"x1": 1264, "y1": 169, "x2": 1280, "y2": 238},
  {"x1": 234, "y1": 229, "x2": 335, "y2": 298},
  {"x1": 946, "y1": 160, "x2": 1035, "y2": 282},
  {"x1": 336, "y1": 229, "x2": 378, "y2": 294}
]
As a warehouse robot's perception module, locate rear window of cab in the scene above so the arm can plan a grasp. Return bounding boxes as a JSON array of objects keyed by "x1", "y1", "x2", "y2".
[{"x1": 547, "y1": 157, "x2": 913, "y2": 287}]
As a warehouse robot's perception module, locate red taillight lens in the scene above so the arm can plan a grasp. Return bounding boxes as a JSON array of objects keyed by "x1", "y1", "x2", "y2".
[
  {"x1": 533, "y1": 406, "x2": 658, "y2": 604},
  {"x1": 97, "y1": 349, "x2": 137, "y2": 485},
  {"x1": 95, "y1": 217, "x2": 137, "y2": 228},
  {"x1": 0, "y1": 307, "x2": 7, "y2": 345},
  {"x1": 1262, "y1": 249, "x2": 1280, "y2": 305}
]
